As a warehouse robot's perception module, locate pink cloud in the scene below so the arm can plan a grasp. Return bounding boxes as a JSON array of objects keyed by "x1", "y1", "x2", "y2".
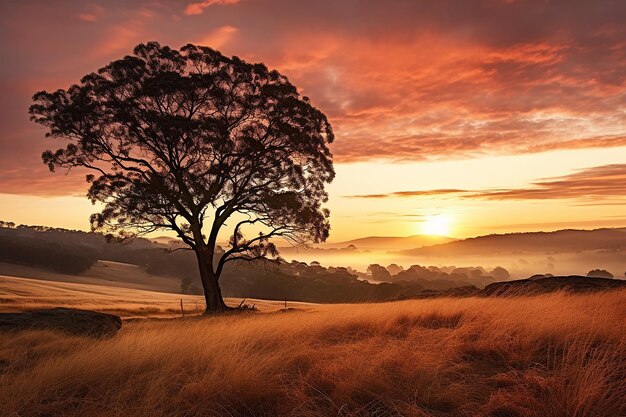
[
  {"x1": 467, "y1": 164, "x2": 626, "y2": 201},
  {"x1": 345, "y1": 164, "x2": 626, "y2": 203},
  {"x1": 77, "y1": 4, "x2": 104, "y2": 22},
  {"x1": 184, "y1": 0, "x2": 240, "y2": 16},
  {"x1": 197, "y1": 25, "x2": 238, "y2": 49},
  {"x1": 346, "y1": 189, "x2": 468, "y2": 199},
  {"x1": 1, "y1": 0, "x2": 625, "y2": 196}
]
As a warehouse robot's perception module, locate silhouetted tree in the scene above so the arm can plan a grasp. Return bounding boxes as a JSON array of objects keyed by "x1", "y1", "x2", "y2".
[
  {"x1": 367, "y1": 264, "x2": 391, "y2": 281},
  {"x1": 489, "y1": 266, "x2": 510, "y2": 281},
  {"x1": 586, "y1": 269, "x2": 613, "y2": 278},
  {"x1": 29, "y1": 42, "x2": 334, "y2": 313},
  {"x1": 180, "y1": 276, "x2": 193, "y2": 294},
  {"x1": 386, "y1": 263, "x2": 404, "y2": 276}
]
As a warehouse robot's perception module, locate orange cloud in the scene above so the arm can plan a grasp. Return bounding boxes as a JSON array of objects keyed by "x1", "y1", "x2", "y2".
[
  {"x1": 197, "y1": 25, "x2": 238, "y2": 49},
  {"x1": 184, "y1": 0, "x2": 240, "y2": 16},
  {"x1": 1, "y1": 0, "x2": 626, "y2": 196},
  {"x1": 346, "y1": 189, "x2": 468, "y2": 199},
  {"x1": 78, "y1": 13, "x2": 98, "y2": 22},
  {"x1": 468, "y1": 164, "x2": 626, "y2": 201},
  {"x1": 345, "y1": 165, "x2": 626, "y2": 203},
  {"x1": 77, "y1": 5, "x2": 104, "y2": 22}
]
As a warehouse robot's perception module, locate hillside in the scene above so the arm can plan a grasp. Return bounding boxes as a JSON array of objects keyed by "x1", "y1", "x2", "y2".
[
  {"x1": 1, "y1": 289, "x2": 624, "y2": 417},
  {"x1": 0, "y1": 224, "x2": 501, "y2": 302},
  {"x1": 319, "y1": 234, "x2": 456, "y2": 251},
  {"x1": 480, "y1": 275, "x2": 626, "y2": 296},
  {"x1": 276, "y1": 234, "x2": 458, "y2": 270},
  {"x1": 398, "y1": 228, "x2": 626, "y2": 256},
  {"x1": 0, "y1": 260, "x2": 182, "y2": 293},
  {"x1": 0, "y1": 275, "x2": 309, "y2": 317}
]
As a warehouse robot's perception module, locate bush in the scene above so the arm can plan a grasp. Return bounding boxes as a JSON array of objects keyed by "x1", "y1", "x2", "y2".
[{"x1": 587, "y1": 269, "x2": 614, "y2": 278}]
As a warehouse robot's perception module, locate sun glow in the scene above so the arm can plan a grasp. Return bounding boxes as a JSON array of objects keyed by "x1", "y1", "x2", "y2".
[{"x1": 421, "y1": 214, "x2": 452, "y2": 236}]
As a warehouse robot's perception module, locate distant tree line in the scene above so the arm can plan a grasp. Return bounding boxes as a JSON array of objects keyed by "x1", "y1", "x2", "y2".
[
  {"x1": 0, "y1": 223, "x2": 429, "y2": 302},
  {"x1": 2, "y1": 222, "x2": 620, "y2": 303},
  {"x1": 0, "y1": 236, "x2": 97, "y2": 274},
  {"x1": 0, "y1": 223, "x2": 156, "y2": 274},
  {"x1": 586, "y1": 269, "x2": 614, "y2": 278},
  {"x1": 365, "y1": 263, "x2": 510, "y2": 289}
]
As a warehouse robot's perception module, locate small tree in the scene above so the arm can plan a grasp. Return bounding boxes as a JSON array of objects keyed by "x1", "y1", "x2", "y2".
[
  {"x1": 586, "y1": 269, "x2": 614, "y2": 279},
  {"x1": 30, "y1": 42, "x2": 335, "y2": 313},
  {"x1": 180, "y1": 276, "x2": 193, "y2": 294},
  {"x1": 367, "y1": 264, "x2": 392, "y2": 281},
  {"x1": 386, "y1": 263, "x2": 404, "y2": 276},
  {"x1": 489, "y1": 266, "x2": 510, "y2": 281}
]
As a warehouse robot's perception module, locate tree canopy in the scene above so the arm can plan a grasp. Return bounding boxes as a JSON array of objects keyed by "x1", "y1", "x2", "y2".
[{"x1": 29, "y1": 41, "x2": 335, "y2": 311}]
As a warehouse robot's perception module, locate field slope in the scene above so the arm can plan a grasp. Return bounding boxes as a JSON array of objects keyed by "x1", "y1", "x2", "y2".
[
  {"x1": 0, "y1": 275, "x2": 311, "y2": 317},
  {"x1": 0, "y1": 260, "x2": 183, "y2": 293},
  {"x1": 1, "y1": 284, "x2": 625, "y2": 417}
]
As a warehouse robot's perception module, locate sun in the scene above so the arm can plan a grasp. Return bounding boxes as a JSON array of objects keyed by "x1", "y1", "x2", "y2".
[{"x1": 421, "y1": 214, "x2": 452, "y2": 236}]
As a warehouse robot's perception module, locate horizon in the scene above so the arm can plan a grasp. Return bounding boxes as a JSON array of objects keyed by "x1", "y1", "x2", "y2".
[
  {"x1": 1, "y1": 0, "x2": 626, "y2": 241},
  {"x1": 4, "y1": 219, "x2": 623, "y2": 278},
  {"x1": 2, "y1": 217, "x2": 625, "y2": 243}
]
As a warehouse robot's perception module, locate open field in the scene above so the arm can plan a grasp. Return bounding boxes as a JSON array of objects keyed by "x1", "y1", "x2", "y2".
[
  {"x1": 0, "y1": 275, "x2": 312, "y2": 317},
  {"x1": 1, "y1": 282, "x2": 625, "y2": 417}
]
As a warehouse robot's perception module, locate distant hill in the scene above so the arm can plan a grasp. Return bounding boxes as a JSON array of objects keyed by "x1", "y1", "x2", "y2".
[
  {"x1": 413, "y1": 275, "x2": 626, "y2": 298},
  {"x1": 397, "y1": 228, "x2": 626, "y2": 257},
  {"x1": 0, "y1": 260, "x2": 183, "y2": 293},
  {"x1": 0, "y1": 223, "x2": 452, "y2": 303},
  {"x1": 150, "y1": 236, "x2": 185, "y2": 246},
  {"x1": 480, "y1": 275, "x2": 626, "y2": 296},
  {"x1": 317, "y1": 234, "x2": 456, "y2": 251},
  {"x1": 4, "y1": 222, "x2": 622, "y2": 300}
]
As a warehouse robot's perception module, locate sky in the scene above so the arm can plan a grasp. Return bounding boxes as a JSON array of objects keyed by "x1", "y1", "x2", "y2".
[{"x1": 0, "y1": 0, "x2": 625, "y2": 241}]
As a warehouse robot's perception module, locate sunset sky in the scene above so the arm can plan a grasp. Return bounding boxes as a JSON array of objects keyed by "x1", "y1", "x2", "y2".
[{"x1": 1, "y1": 0, "x2": 625, "y2": 241}]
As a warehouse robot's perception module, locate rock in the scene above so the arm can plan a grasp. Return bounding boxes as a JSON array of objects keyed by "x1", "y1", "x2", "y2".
[
  {"x1": 480, "y1": 276, "x2": 626, "y2": 296},
  {"x1": 0, "y1": 308, "x2": 122, "y2": 337}
]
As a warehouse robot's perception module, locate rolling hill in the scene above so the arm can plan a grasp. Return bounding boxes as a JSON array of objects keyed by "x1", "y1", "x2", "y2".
[
  {"x1": 0, "y1": 274, "x2": 310, "y2": 317},
  {"x1": 0, "y1": 260, "x2": 182, "y2": 293},
  {"x1": 315, "y1": 234, "x2": 456, "y2": 251},
  {"x1": 397, "y1": 228, "x2": 626, "y2": 256}
]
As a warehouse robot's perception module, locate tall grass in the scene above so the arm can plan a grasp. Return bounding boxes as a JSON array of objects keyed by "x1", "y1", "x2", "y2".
[{"x1": 1, "y1": 290, "x2": 625, "y2": 417}]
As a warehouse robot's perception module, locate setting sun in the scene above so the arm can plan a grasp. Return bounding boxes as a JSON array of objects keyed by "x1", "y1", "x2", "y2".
[{"x1": 421, "y1": 214, "x2": 452, "y2": 236}]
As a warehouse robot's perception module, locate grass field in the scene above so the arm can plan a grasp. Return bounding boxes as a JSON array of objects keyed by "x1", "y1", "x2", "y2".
[
  {"x1": 0, "y1": 275, "x2": 310, "y2": 317},
  {"x1": 1, "y1": 276, "x2": 625, "y2": 417}
]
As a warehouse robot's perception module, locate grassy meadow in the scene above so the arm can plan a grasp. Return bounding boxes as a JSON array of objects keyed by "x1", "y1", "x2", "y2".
[
  {"x1": 0, "y1": 274, "x2": 307, "y2": 317},
  {"x1": 1, "y1": 277, "x2": 624, "y2": 417}
]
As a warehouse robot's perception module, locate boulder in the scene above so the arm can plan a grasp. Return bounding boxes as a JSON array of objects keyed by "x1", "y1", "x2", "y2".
[
  {"x1": 481, "y1": 275, "x2": 626, "y2": 296},
  {"x1": 0, "y1": 308, "x2": 122, "y2": 337}
]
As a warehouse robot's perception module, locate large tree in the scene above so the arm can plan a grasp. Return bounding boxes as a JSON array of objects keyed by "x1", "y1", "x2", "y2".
[{"x1": 29, "y1": 42, "x2": 334, "y2": 312}]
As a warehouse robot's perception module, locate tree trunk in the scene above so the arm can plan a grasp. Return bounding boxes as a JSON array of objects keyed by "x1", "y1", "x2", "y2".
[{"x1": 194, "y1": 249, "x2": 228, "y2": 313}]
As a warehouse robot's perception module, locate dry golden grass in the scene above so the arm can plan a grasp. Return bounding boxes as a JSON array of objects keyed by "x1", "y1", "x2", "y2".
[
  {"x1": 0, "y1": 280, "x2": 625, "y2": 417},
  {"x1": 0, "y1": 275, "x2": 312, "y2": 317}
]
